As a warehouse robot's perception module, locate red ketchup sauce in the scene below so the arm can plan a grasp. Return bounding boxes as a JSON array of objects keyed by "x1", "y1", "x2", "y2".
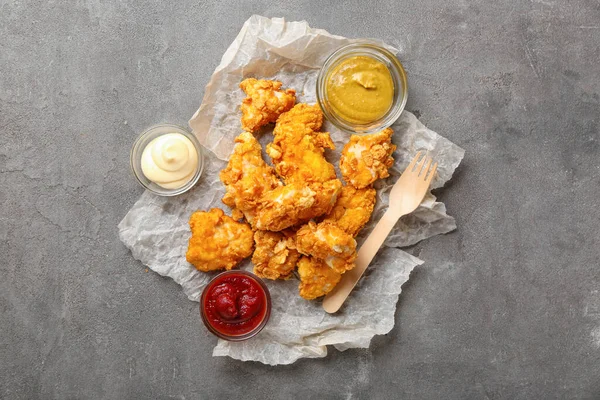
[{"x1": 201, "y1": 271, "x2": 271, "y2": 340}]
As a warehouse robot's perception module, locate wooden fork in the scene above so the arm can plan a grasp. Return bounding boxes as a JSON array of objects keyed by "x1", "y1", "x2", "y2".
[{"x1": 322, "y1": 151, "x2": 438, "y2": 313}]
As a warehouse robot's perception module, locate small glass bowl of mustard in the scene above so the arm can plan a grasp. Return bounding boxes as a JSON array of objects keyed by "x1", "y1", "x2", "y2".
[
  {"x1": 130, "y1": 124, "x2": 204, "y2": 196},
  {"x1": 316, "y1": 42, "x2": 408, "y2": 134}
]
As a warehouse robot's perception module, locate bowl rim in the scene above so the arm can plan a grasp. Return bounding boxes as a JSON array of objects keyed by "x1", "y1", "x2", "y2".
[
  {"x1": 200, "y1": 270, "x2": 272, "y2": 341},
  {"x1": 316, "y1": 41, "x2": 408, "y2": 134},
  {"x1": 130, "y1": 123, "x2": 204, "y2": 196}
]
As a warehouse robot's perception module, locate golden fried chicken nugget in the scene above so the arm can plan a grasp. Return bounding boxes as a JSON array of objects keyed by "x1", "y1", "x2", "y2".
[
  {"x1": 293, "y1": 179, "x2": 342, "y2": 223},
  {"x1": 240, "y1": 78, "x2": 296, "y2": 132},
  {"x1": 254, "y1": 179, "x2": 342, "y2": 232},
  {"x1": 297, "y1": 256, "x2": 342, "y2": 300},
  {"x1": 321, "y1": 186, "x2": 377, "y2": 237},
  {"x1": 252, "y1": 230, "x2": 300, "y2": 280},
  {"x1": 295, "y1": 221, "x2": 357, "y2": 274},
  {"x1": 267, "y1": 104, "x2": 337, "y2": 184},
  {"x1": 185, "y1": 208, "x2": 253, "y2": 272},
  {"x1": 274, "y1": 102, "x2": 324, "y2": 132},
  {"x1": 220, "y1": 131, "x2": 282, "y2": 227},
  {"x1": 340, "y1": 128, "x2": 396, "y2": 189}
]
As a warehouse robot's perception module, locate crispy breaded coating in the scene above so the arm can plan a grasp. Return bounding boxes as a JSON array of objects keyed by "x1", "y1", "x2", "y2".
[
  {"x1": 243, "y1": 103, "x2": 341, "y2": 232},
  {"x1": 295, "y1": 221, "x2": 357, "y2": 274},
  {"x1": 253, "y1": 179, "x2": 342, "y2": 232},
  {"x1": 220, "y1": 131, "x2": 282, "y2": 227},
  {"x1": 321, "y1": 186, "x2": 377, "y2": 237},
  {"x1": 266, "y1": 104, "x2": 337, "y2": 184},
  {"x1": 297, "y1": 256, "x2": 342, "y2": 300},
  {"x1": 252, "y1": 230, "x2": 300, "y2": 280},
  {"x1": 185, "y1": 208, "x2": 254, "y2": 272},
  {"x1": 240, "y1": 78, "x2": 296, "y2": 132},
  {"x1": 274, "y1": 102, "x2": 324, "y2": 132},
  {"x1": 340, "y1": 128, "x2": 396, "y2": 189}
]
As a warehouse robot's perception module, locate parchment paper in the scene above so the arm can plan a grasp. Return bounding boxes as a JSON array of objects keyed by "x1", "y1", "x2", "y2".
[{"x1": 118, "y1": 15, "x2": 465, "y2": 365}]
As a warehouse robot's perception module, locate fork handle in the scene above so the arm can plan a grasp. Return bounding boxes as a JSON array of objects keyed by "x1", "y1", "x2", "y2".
[{"x1": 322, "y1": 210, "x2": 401, "y2": 313}]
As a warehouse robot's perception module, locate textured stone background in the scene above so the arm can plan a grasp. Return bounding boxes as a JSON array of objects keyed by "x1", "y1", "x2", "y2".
[{"x1": 1, "y1": 1, "x2": 599, "y2": 399}]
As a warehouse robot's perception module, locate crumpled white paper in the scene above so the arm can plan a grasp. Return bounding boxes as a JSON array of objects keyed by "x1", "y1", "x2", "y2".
[{"x1": 118, "y1": 15, "x2": 465, "y2": 365}]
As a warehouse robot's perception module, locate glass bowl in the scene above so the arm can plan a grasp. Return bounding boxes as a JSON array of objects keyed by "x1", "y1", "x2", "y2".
[
  {"x1": 130, "y1": 124, "x2": 204, "y2": 196},
  {"x1": 200, "y1": 270, "x2": 272, "y2": 342},
  {"x1": 316, "y1": 42, "x2": 408, "y2": 134}
]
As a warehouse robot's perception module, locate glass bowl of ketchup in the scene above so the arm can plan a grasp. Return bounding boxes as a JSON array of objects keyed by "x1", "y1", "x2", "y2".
[{"x1": 200, "y1": 270, "x2": 271, "y2": 341}]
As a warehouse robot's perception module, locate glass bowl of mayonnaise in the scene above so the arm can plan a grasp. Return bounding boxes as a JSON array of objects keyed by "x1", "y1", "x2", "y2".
[
  {"x1": 316, "y1": 42, "x2": 408, "y2": 134},
  {"x1": 130, "y1": 124, "x2": 204, "y2": 196}
]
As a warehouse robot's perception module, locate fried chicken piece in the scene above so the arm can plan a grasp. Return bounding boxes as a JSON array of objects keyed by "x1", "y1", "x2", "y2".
[
  {"x1": 295, "y1": 221, "x2": 357, "y2": 274},
  {"x1": 340, "y1": 128, "x2": 397, "y2": 189},
  {"x1": 274, "y1": 102, "x2": 324, "y2": 132},
  {"x1": 297, "y1": 256, "x2": 342, "y2": 300},
  {"x1": 252, "y1": 230, "x2": 300, "y2": 280},
  {"x1": 266, "y1": 104, "x2": 337, "y2": 184},
  {"x1": 253, "y1": 179, "x2": 342, "y2": 232},
  {"x1": 240, "y1": 78, "x2": 296, "y2": 132},
  {"x1": 250, "y1": 104, "x2": 340, "y2": 232},
  {"x1": 320, "y1": 186, "x2": 377, "y2": 237},
  {"x1": 220, "y1": 131, "x2": 282, "y2": 227},
  {"x1": 185, "y1": 208, "x2": 254, "y2": 272}
]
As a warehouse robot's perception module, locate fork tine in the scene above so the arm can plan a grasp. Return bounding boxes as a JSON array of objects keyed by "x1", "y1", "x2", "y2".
[
  {"x1": 414, "y1": 154, "x2": 427, "y2": 175},
  {"x1": 425, "y1": 162, "x2": 438, "y2": 184},
  {"x1": 420, "y1": 157, "x2": 433, "y2": 177},
  {"x1": 407, "y1": 151, "x2": 423, "y2": 172}
]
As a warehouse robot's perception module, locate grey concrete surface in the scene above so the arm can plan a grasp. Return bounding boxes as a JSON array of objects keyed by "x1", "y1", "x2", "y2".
[{"x1": 1, "y1": 0, "x2": 599, "y2": 398}]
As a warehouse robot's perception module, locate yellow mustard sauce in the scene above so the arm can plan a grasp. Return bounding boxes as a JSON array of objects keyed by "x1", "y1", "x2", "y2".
[{"x1": 325, "y1": 55, "x2": 394, "y2": 124}]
